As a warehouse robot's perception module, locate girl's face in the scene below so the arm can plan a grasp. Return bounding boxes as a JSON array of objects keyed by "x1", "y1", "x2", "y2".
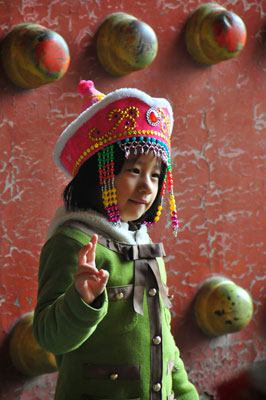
[{"x1": 114, "y1": 151, "x2": 161, "y2": 222}]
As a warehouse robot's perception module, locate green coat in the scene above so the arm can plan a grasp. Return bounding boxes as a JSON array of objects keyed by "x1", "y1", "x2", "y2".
[{"x1": 33, "y1": 221, "x2": 199, "y2": 400}]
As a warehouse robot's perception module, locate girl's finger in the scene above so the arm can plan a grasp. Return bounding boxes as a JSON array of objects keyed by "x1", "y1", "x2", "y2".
[
  {"x1": 78, "y1": 242, "x2": 92, "y2": 265},
  {"x1": 98, "y1": 269, "x2": 109, "y2": 285},
  {"x1": 74, "y1": 270, "x2": 99, "y2": 282},
  {"x1": 78, "y1": 234, "x2": 98, "y2": 265},
  {"x1": 74, "y1": 263, "x2": 99, "y2": 278},
  {"x1": 84, "y1": 234, "x2": 98, "y2": 264}
]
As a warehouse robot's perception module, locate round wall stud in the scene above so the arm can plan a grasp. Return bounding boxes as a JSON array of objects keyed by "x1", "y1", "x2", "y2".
[
  {"x1": 185, "y1": 3, "x2": 247, "y2": 65},
  {"x1": 1, "y1": 23, "x2": 70, "y2": 89},
  {"x1": 96, "y1": 12, "x2": 158, "y2": 76},
  {"x1": 194, "y1": 276, "x2": 253, "y2": 337},
  {"x1": 9, "y1": 313, "x2": 58, "y2": 376}
]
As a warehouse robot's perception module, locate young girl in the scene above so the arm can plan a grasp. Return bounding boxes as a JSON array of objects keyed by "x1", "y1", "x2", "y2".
[{"x1": 33, "y1": 80, "x2": 199, "y2": 400}]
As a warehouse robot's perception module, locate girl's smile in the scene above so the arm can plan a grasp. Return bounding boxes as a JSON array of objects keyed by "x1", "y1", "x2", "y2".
[{"x1": 114, "y1": 151, "x2": 161, "y2": 222}]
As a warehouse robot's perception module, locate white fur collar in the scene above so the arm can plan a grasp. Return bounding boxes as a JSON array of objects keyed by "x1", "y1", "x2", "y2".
[{"x1": 46, "y1": 206, "x2": 151, "y2": 245}]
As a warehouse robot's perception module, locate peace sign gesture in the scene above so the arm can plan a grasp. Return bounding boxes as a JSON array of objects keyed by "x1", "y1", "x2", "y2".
[{"x1": 74, "y1": 234, "x2": 109, "y2": 305}]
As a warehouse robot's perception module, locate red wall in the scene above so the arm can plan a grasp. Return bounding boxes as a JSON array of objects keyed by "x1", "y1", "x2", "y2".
[{"x1": 0, "y1": 1, "x2": 265, "y2": 399}]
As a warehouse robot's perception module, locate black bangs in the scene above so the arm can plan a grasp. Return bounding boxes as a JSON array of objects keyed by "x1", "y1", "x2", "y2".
[{"x1": 63, "y1": 145, "x2": 126, "y2": 212}]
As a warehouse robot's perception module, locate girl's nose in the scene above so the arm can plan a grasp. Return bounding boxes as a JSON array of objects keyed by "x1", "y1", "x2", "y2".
[{"x1": 139, "y1": 176, "x2": 153, "y2": 194}]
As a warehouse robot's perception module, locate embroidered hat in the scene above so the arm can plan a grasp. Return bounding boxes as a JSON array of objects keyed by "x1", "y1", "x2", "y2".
[{"x1": 54, "y1": 80, "x2": 179, "y2": 235}]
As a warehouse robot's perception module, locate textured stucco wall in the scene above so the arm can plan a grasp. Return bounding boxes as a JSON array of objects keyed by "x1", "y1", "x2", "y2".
[{"x1": 0, "y1": 0, "x2": 265, "y2": 399}]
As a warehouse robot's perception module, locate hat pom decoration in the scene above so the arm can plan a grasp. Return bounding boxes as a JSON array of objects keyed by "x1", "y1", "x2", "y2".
[{"x1": 78, "y1": 80, "x2": 106, "y2": 112}]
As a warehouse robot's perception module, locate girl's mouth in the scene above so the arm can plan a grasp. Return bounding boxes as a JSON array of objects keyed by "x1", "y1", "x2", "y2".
[{"x1": 130, "y1": 199, "x2": 148, "y2": 205}]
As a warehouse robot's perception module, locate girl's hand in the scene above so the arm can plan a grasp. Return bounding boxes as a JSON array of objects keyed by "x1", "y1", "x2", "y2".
[{"x1": 74, "y1": 234, "x2": 109, "y2": 305}]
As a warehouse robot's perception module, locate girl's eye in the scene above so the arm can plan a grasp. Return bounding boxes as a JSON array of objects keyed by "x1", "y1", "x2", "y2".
[
  {"x1": 152, "y1": 172, "x2": 160, "y2": 179},
  {"x1": 129, "y1": 168, "x2": 140, "y2": 174}
]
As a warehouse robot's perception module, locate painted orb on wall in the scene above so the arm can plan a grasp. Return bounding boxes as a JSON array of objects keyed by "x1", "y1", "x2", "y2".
[
  {"x1": 194, "y1": 276, "x2": 253, "y2": 337},
  {"x1": 9, "y1": 313, "x2": 57, "y2": 376},
  {"x1": 96, "y1": 12, "x2": 158, "y2": 76},
  {"x1": 1, "y1": 23, "x2": 70, "y2": 89},
  {"x1": 185, "y1": 3, "x2": 247, "y2": 65}
]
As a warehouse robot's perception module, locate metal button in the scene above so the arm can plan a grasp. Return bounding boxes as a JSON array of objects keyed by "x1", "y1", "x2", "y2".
[
  {"x1": 152, "y1": 336, "x2": 162, "y2": 345},
  {"x1": 109, "y1": 373, "x2": 118, "y2": 380},
  {"x1": 115, "y1": 292, "x2": 124, "y2": 300},
  {"x1": 148, "y1": 288, "x2": 157, "y2": 297},
  {"x1": 168, "y1": 294, "x2": 174, "y2": 301},
  {"x1": 152, "y1": 383, "x2": 161, "y2": 392}
]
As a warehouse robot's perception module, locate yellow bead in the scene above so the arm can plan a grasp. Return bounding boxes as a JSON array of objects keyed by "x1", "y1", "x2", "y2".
[{"x1": 155, "y1": 216, "x2": 160, "y2": 222}]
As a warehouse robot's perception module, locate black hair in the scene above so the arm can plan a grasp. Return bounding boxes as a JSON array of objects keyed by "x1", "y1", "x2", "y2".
[{"x1": 63, "y1": 143, "x2": 167, "y2": 229}]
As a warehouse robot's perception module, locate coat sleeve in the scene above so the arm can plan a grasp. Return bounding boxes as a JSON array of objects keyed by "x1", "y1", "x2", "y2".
[
  {"x1": 172, "y1": 347, "x2": 199, "y2": 400},
  {"x1": 33, "y1": 232, "x2": 108, "y2": 355}
]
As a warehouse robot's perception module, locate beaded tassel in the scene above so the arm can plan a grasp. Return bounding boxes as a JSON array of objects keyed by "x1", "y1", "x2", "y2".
[
  {"x1": 143, "y1": 172, "x2": 166, "y2": 227},
  {"x1": 166, "y1": 163, "x2": 179, "y2": 236},
  {"x1": 98, "y1": 145, "x2": 121, "y2": 225},
  {"x1": 155, "y1": 175, "x2": 166, "y2": 224}
]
